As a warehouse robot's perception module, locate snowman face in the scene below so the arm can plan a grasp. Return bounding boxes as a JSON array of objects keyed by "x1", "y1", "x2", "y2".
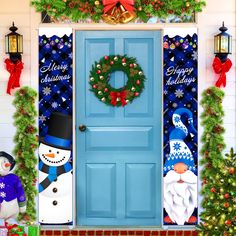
[
  {"x1": 39, "y1": 143, "x2": 71, "y2": 166},
  {"x1": 0, "y1": 157, "x2": 12, "y2": 176}
]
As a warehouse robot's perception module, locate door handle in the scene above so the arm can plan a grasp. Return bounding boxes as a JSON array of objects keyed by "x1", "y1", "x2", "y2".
[{"x1": 79, "y1": 124, "x2": 87, "y2": 132}]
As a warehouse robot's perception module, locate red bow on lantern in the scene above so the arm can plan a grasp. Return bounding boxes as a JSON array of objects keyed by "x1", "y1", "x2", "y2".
[
  {"x1": 212, "y1": 56, "x2": 232, "y2": 88},
  {"x1": 110, "y1": 91, "x2": 127, "y2": 107},
  {"x1": 102, "y1": 0, "x2": 135, "y2": 14},
  {"x1": 5, "y1": 59, "x2": 24, "y2": 95}
]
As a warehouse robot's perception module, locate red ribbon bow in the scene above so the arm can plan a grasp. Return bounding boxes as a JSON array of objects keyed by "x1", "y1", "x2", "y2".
[
  {"x1": 5, "y1": 59, "x2": 24, "y2": 95},
  {"x1": 110, "y1": 91, "x2": 127, "y2": 107},
  {"x1": 212, "y1": 56, "x2": 232, "y2": 88},
  {"x1": 102, "y1": 0, "x2": 135, "y2": 14}
]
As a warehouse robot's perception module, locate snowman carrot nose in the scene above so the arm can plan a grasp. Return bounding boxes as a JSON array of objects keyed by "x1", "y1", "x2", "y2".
[
  {"x1": 45, "y1": 153, "x2": 55, "y2": 158},
  {"x1": 4, "y1": 163, "x2": 11, "y2": 168}
]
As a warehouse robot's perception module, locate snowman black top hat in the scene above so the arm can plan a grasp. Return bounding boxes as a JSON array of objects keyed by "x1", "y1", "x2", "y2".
[
  {"x1": 0, "y1": 152, "x2": 16, "y2": 171},
  {"x1": 40, "y1": 112, "x2": 72, "y2": 150}
]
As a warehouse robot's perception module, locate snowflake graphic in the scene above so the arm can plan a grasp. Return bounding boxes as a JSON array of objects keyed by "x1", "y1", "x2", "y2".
[
  {"x1": 192, "y1": 51, "x2": 198, "y2": 60},
  {"x1": 173, "y1": 142, "x2": 181, "y2": 151},
  {"x1": 174, "y1": 89, "x2": 184, "y2": 98},
  {"x1": 0, "y1": 183, "x2": 5, "y2": 189},
  {"x1": 174, "y1": 116, "x2": 180, "y2": 123},
  {"x1": 52, "y1": 102, "x2": 58, "y2": 109},
  {"x1": 0, "y1": 192, "x2": 6, "y2": 198},
  {"x1": 42, "y1": 87, "x2": 51, "y2": 96},
  {"x1": 164, "y1": 90, "x2": 168, "y2": 95},
  {"x1": 39, "y1": 115, "x2": 47, "y2": 123}
]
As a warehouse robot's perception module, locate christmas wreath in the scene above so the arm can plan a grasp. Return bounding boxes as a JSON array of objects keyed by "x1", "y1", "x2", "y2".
[
  {"x1": 31, "y1": 0, "x2": 206, "y2": 24},
  {"x1": 89, "y1": 55, "x2": 146, "y2": 107}
]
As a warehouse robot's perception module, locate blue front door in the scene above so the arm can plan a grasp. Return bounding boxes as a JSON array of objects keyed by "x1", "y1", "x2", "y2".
[{"x1": 76, "y1": 31, "x2": 162, "y2": 226}]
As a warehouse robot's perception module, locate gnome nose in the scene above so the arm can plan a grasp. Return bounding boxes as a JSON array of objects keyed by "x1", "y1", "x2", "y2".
[
  {"x1": 4, "y1": 163, "x2": 11, "y2": 168},
  {"x1": 174, "y1": 163, "x2": 188, "y2": 174},
  {"x1": 45, "y1": 153, "x2": 55, "y2": 158}
]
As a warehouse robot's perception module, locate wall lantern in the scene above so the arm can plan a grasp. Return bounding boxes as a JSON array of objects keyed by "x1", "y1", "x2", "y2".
[
  {"x1": 213, "y1": 22, "x2": 232, "y2": 88},
  {"x1": 4, "y1": 22, "x2": 24, "y2": 95},
  {"x1": 5, "y1": 22, "x2": 23, "y2": 63},
  {"x1": 214, "y1": 22, "x2": 232, "y2": 62}
]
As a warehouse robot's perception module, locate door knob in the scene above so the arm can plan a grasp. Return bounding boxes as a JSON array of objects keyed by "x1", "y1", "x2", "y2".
[{"x1": 79, "y1": 124, "x2": 87, "y2": 132}]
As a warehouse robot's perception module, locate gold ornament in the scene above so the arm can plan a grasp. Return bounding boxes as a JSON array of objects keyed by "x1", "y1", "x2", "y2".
[
  {"x1": 95, "y1": 0, "x2": 100, "y2": 6},
  {"x1": 114, "y1": 56, "x2": 118, "y2": 61},
  {"x1": 122, "y1": 63, "x2": 127, "y2": 66},
  {"x1": 99, "y1": 76, "x2": 104, "y2": 80},
  {"x1": 138, "y1": 6, "x2": 142, "y2": 11},
  {"x1": 97, "y1": 64, "x2": 101, "y2": 69},
  {"x1": 98, "y1": 91, "x2": 103, "y2": 95},
  {"x1": 102, "y1": 6, "x2": 120, "y2": 24},
  {"x1": 90, "y1": 77, "x2": 94, "y2": 82},
  {"x1": 139, "y1": 71, "x2": 143, "y2": 75},
  {"x1": 186, "y1": 2, "x2": 190, "y2": 7},
  {"x1": 116, "y1": 97, "x2": 121, "y2": 102},
  {"x1": 119, "y1": 5, "x2": 136, "y2": 24},
  {"x1": 101, "y1": 97, "x2": 106, "y2": 102},
  {"x1": 131, "y1": 87, "x2": 135, "y2": 91},
  {"x1": 126, "y1": 99, "x2": 130, "y2": 103},
  {"x1": 133, "y1": 63, "x2": 137, "y2": 68}
]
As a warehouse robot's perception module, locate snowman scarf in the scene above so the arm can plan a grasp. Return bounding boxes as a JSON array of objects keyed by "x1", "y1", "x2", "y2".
[{"x1": 38, "y1": 161, "x2": 72, "y2": 193}]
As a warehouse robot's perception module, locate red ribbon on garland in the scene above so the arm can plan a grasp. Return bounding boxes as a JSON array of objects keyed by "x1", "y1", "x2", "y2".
[
  {"x1": 102, "y1": 0, "x2": 135, "y2": 13},
  {"x1": 212, "y1": 56, "x2": 232, "y2": 88},
  {"x1": 110, "y1": 91, "x2": 127, "y2": 107},
  {"x1": 5, "y1": 59, "x2": 24, "y2": 95}
]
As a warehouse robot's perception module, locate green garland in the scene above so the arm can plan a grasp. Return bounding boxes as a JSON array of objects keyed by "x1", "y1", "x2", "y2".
[
  {"x1": 197, "y1": 87, "x2": 236, "y2": 235},
  {"x1": 31, "y1": 0, "x2": 206, "y2": 23},
  {"x1": 89, "y1": 55, "x2": 145, "y2": 107},
  {"x1": 13, "y1": 87, "x2": 38, "y2": 224}
]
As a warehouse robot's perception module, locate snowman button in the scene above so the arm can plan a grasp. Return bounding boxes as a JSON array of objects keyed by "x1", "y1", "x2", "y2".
[
  {"x1": 53, "y1": 188, "x2": 58, "y2": 193},
  {"x1": 53, "y1": 200, "x2": 58, "y2": 206}
]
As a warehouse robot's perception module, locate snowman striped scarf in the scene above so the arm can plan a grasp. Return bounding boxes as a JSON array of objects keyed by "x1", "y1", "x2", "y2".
[{"x1": 38, "y1": 161, "x2": 72, "y2": 193}]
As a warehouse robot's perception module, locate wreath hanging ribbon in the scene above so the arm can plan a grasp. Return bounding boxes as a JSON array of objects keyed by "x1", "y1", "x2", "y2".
[
  {"x1": 103, "y1": 0, "x2": 135, "y2": 14},
  {"x1": 212, "y1": 56, "x2": 232, "y2": 88},
  {"x1": 89, "y1": 55, "x2": 146, "y2": 107},
  {"x1": 5, "y1": 59, "x2": 24, "y2": 95}
]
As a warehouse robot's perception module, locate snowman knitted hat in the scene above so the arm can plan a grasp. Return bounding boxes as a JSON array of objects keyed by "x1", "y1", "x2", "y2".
[{"x1": 0, "y1": 152, "x2": 16, "y2": 171}]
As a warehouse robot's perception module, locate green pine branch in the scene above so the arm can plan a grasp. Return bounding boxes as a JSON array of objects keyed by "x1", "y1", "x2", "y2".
[
  {"x1": 13, "y1": 87, "x2": 38, "y2": 224},
  {"x1": 197, "y1": 87, "x2": 236, "y2": 236}
]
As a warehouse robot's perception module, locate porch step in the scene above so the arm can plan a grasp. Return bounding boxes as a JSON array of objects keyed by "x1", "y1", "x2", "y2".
[{"x1": 40, "y1": 230, "x2": 198, "y2": 236}]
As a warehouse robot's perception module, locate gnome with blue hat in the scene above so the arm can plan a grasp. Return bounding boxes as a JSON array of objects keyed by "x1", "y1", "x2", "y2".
[
  {"x1": 38, "y1": 112, "x2": 73, "y2": 224},
  {"x1": 163, "y1": 108, "x2": 197, "y2": 225}
]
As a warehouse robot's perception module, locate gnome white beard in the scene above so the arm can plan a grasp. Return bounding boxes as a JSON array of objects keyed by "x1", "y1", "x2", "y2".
[{"x1": 164, "y1": 170, "x2": 197, "y2": 225}]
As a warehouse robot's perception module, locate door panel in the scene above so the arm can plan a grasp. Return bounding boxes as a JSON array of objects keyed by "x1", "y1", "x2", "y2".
[{"x1": 76, "y1": 31, "x2": 162, "y2": 226}]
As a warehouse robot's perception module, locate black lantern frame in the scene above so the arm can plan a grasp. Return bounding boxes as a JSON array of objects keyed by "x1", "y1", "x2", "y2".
[
  {"x1": 214, "y1": 22, "x2": 232, "y2": 62},
  {"x1": 5, "y1": 22, "x2": 23, "y2": 63}
]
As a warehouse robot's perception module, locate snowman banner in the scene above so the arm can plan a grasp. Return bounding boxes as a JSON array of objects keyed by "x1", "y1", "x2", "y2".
[
  {"x1": 163, "y1": 29, "x2": 198, "y2": 226},
  {"x1": 38, "y1": 28, "x2": 73, "y2": 225}
]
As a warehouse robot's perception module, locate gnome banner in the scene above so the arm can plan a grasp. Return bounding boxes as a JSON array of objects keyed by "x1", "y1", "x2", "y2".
[
  {"x1": 163, "y1": 29, "x2": 198, "y2": 226},
  {"x1": 38, "y1": 28, "x2": 73, "y2": 225}
]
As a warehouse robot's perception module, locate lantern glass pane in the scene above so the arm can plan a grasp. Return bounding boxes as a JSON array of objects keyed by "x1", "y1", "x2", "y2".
[
  {"x1": 220, "y1": 35, "x2": 229, "y2": 53},
  {"x1": 17, "y1": 35, "x2": 23, "y2": 53},
  {"x1": 9, "y1": 35, "x2": 17, "y2": 53},
  {"x1": 5, "y1": 35, "x2": 9, "y2": 54},
  {"x1": 214, "y1": 36, "x2": 220, "y2": 54},
  {"x1": 228, "y1": 36, "x2": 232, "y2": 54}
]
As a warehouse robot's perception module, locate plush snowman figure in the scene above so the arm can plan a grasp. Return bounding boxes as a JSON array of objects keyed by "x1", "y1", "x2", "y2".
[
  {"x1": 38, "y1": 112, "x2": 73, "y2": 224},
  {"x1": 0, "y1": 152, "x2": 26, "y2": 220}
]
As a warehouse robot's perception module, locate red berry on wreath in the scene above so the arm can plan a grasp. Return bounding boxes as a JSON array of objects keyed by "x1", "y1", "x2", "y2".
[
  {"x1": 110, "y1": 61, "x2": 114, "y2": 65},
  {"x1": 229, "y1": 167, "x2": 234, "y2": 174},
  {"x1": 122, "y1": 58, "x2": 126, "y2": 63},
  {"x1": 104, "y1": 55, "x2": 109, "y2": 60},
  {"x1": 224, "y1": 193, "x2": 230, "y2": 199},
  {"x1": 134, "y1": 92, "x2": 139, "y2": 96},
  {"x1": 224, "y1": 202, "x2": 229, "y2": 208},
  {"x1": 93, "y1": 84, "x2": 97, "y2": 89},
  {"x1": 210, "y1": 187, "x2": 216, "y2": 193},
  {"x1": 97, "y1": 70, "x2": 101, "y2": 74},
  {"x1": 129, "y1": 63, "x2": 134, "y2": 68},
  {"x1": 104, "y1": 88, "x2": 108, "y2": 92},
  {"x1": 225, "y1": 220, "x2": 231, "y2": 225},
  {"x1": 136, "y1": 80, "x2": 140, "y2": 85}
]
